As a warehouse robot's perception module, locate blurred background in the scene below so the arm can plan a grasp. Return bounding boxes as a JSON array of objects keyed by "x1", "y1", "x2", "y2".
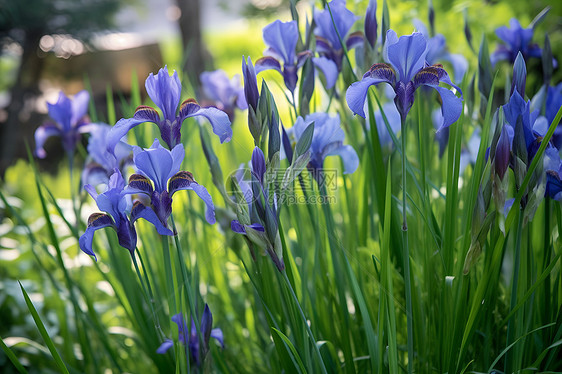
[{"x1": 0, "y1": 0, "x2": 560, "y2": 175}]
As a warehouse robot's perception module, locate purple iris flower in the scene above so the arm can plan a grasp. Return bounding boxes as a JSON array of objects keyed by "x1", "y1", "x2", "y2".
[
  {"x1": 107, "y1": 66, "x2": 232, "y2": 154},
  {"x1": 346, "y1": 30, "x2": 463, "y2": 132},
  {"x1": 157, "y1": 304, "x2": 224, "y2": 367},
  {"x1": 200, "y1": 69, "x2": 247, "y2": 121},
  {"x1": 414, "y1": 20, "x2": 468, "y2": 82},
  {"x1": 314, "y1": 0, "x2": 363, "y2": 71},
  {"x1": 34, "y1": 90, "x2": 94, "y2": 158},
  {"x1": 79, "y1": 169, "x2": 173, "y2": 260},
  {"x1": 286, "y1": 112, "x2": 359, "y2": 174},
  {"x1": 81, "y1": 123, "x2": 133, "y2": 187},
  {"x1": 255, "y1": 20, "x2": 338, "y2": 92},
  {"x1": 125, "y1": 139, "x2": 215, "y2": 227},
  {"x1": 491, "y1": 18, "x2": 543, "y2": 66}
]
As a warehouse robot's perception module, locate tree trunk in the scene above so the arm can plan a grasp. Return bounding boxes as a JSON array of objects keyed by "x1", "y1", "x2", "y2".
[
  {"x1": 1, "y1": 30, "x2": 44, "y2": 175},
  {"x1": 175, "y1": 0, "x2": 212, "y2": 96}
]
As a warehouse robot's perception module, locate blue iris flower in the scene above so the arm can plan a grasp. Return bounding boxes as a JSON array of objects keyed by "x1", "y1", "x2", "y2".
[
  {"x1": 200, "y1": 69, "x2": 247, "y2": 121},
  {"x1": 254, "y1": 20, "x2": 338, "y2": 92},
  {"x1": 107, "y1": 66, "x2": 232, "y2": 153},
  {"x1": 491, "y1": 18, "x2": 543, "y2": 66},
  {"x1": 286, "y1": 112, "x2": 359, "y2": 174},
  {"x1": 81, "y1": 123, "x2": 133, "y2": 187},
  {"x1": 34, "y1": 90, "x2": 95, "y2": 158},
  {"x1": 125, "y1": 139, "x2": 215, "y2": 227},
  {"x1": 79, "y1": 169, "x2": 173, "y2": 260},
  {"x1": 346, "y1": 30, "x2": 463, "y2": 132},
  {"x1": 314, "y1": 0, "x2": 363, "y2": 71},
  {"x1": 157, "y1": 304, "x2": 224, "y2": 367}
]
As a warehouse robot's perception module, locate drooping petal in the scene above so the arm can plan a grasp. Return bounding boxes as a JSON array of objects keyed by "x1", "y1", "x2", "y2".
[
  {"x1": 262, "y1": 20, "x2": 298, "y2": 65},
  {"x1": 210, "y1": 328, "x2": 224, "y2": 348},
  {"x1": 156, "y1": 339, "x2": 174, "y2": 354},
  {"x1": 34, "y1": 124, "x2": 62, "y2": 158},
  {"x1": 179, "y1": 99, "x2": 232, "y2": 143},
  {"x1": 327, "y1": 144, "x2": 359, "y2": 174},
  {"x1": 346, "y1": 77, "x2": 393, "y2": 118},
  {"x1": 130, "y1": 201, "x2": 174, "y2": 236},
  {"x1": 126, "y1": 174, "x2": 154, "y2": 195},
  {"x1": 254, "y1": 56, "x2": 283, "y2": 75},
  {"x1": 106, "y1": 117, "x2": 146, "y2": 156},
  {"x1": 345, "y1": 31, "x2": 364, "y2": 51},
  {"x1": 385, "y1": 31, "x2": 428, "y2": 82},
  {"x1": 79, "y1": 213, "x2": 114, "y2": 260},
  {"x1": 312, "y1": 57, "x2": 338, "y2": 89},
  {"x1": 427, "y1": 85, "x2": 463, "y2": 132},
  {"x1": 440, "y1": 53, "x2": 469, "y2": 83},
  {"x1": 145, "y1": 67, "x2": 181, "y2": 122},
  {"x1": 168, "y1": 172, "x2": 216, "y2": 224}
]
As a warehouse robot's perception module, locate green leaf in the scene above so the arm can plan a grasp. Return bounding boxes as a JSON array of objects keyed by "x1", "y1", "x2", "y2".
[
  {"x1": 19, "y1": 282, "x2": 69, "y2": 374},
  {"x1": 295, "y1": 122, "x2": 314, "y2": 157}
]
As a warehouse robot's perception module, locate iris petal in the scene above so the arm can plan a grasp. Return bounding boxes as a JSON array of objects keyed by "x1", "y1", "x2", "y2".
[
  {"x1": 327, "y1": 144, "x2": 359, "y2": 174},
  {"x1": 34, "y1": 124, "x2": 62, "y2": 158},
  {"x1": 426, "y1": 85, "x2": 463, "y2": 132},
  {"x1": 79, "y1": 213, "x2": 114, "y2": 260},
  {"x1": 346, "y1": 77, "x2": 393, "y2": 118},
  {"x1": 312, "y1": 57, "x2": 338, "y2": 89},
  {"x1": 145, "y1": 67, "x2": 181, "y2": 122},
  {"x1": 262, "y1": 20, "x2": 298, "y2": 64},
  {"x1": 386, "y1": 31, "x2": 428, "y2": 82},
  {"x1": 179, "y1": 101, "x2": 232, "y2": 143}
]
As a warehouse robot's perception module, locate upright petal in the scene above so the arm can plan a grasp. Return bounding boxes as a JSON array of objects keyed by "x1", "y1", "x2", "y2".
[
  {"x1": 133, "y1": 140, "x2": 178, "y2": 192},
  {"x1": 263, "y1": 20, "x2": 298, "y2": 65},
  {"x1": 47, "y1": 92, "x2": 72, "y2": 131},
  {"x1": 314, "y1": 0, "x2": 359, "y2": 49},
  {"x1": 70, "y1": 90, "x2": 90, "y2": 126},
  {"x1": 385, "y1": 31, "x2": 428, "y2": 82},
  {"x1": 210, "y1": 328, "x2": 224, "y2": 348},
  {"x1": 145, "y1": 67, "x2": 182, "y2": 122}
]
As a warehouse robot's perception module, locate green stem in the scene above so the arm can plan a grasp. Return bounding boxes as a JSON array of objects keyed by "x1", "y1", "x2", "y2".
[
  {"x1": 161, "y1": 235, "x2": 177, "y2": 315},
  {"x1": 401, "y1": 117, "x2": 414, "y2": 374},
  {"x1": 505, "y1": 211, "x2": 524, "y2": 374},
  {"x1": 281, "y1": 270, "x2": 328, "y2": 374},
  {"x1": 132, "y1": 250, "x2": 163, "y2": 336}
]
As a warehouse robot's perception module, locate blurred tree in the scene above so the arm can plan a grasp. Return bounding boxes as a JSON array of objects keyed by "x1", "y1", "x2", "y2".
[
  {"x1": 176, "y1": 0, "x2": 212, "y2": 91},
  {"x1": 0, "y1": 0, "x2": 124, "y2": 174}
]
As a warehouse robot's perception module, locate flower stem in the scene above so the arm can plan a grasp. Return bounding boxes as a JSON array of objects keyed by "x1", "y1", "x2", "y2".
[
  {"x1": 505, "y1": 211, "x2": 524, "y2": 374},
  {"x1": 401, "y1": 117, "x2": 414, "y2": 374}
]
